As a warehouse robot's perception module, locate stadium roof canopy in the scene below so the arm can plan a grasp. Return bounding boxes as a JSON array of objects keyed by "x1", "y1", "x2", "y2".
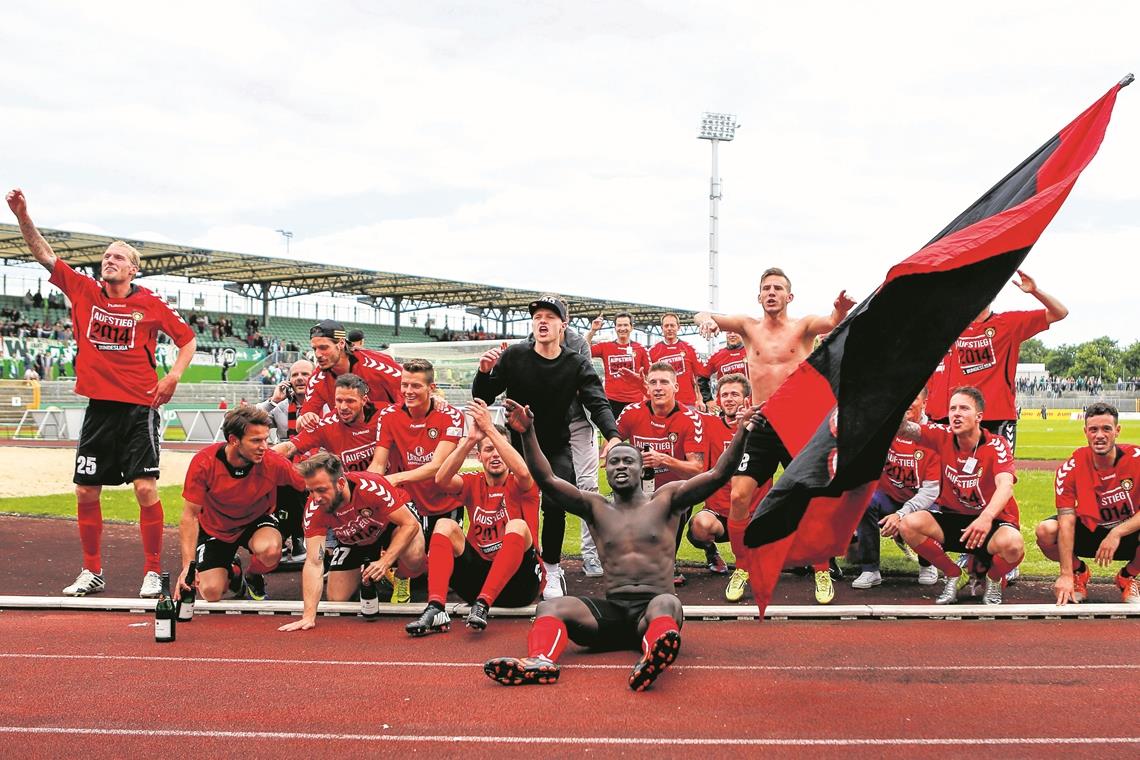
[{"x1": 0, "y1": 223, "x2": 699, "y2": 333}]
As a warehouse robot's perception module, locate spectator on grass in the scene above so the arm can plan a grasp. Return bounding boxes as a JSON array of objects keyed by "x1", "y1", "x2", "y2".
[{"x1": 1038, "y1": 402, "x2": 1140, "y2": 605}]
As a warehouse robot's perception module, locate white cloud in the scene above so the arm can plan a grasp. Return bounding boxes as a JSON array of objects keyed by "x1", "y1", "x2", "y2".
[{"x1": 2, "y1": 0, "x2": 1137, "y2": 345}]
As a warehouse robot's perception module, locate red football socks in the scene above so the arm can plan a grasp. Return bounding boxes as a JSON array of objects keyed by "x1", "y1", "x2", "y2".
[
  {"x1": 987, "y1": 555, "x2": 1021, "y2": 581},
  {"x1": 139, "y1": 501, "x2": 164, "y2": 574},
  {"x1": 642, "y1": 616, "x2": 679, "y2": 656},
  {"x1": 477, "y1": 532, "x2": 526, "y2": 606},
  {"x1": 527, "y1": 615, "x2": 568, "y2": 662},
  {"x1": 427, "y1": 532, "x2": 455, "y2": 606},
  {"x1": 727, "y1": 518, "x2": 751, "y2": 573},
  {"x1": 77, "y1": 499, "x2": 103, "y2": 574},
  {"x1": 915, "y1": 539, "x2": 962, "y2": 578}
]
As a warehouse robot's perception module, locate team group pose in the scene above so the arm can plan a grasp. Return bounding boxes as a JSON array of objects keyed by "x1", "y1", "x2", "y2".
[{"x1": 8, "y1": 183, "x2": 1140, "y2": 697}]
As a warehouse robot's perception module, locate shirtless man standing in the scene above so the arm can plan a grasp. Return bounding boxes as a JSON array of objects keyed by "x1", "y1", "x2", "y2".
[{"x1": 693, "y1": 267, "x2": 855, "y2": 590}]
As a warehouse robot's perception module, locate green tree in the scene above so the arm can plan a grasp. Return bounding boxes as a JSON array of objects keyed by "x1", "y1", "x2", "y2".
[
  {"x1": 1045, "y1": 344, "x2": 1076, "y2": 377},
  {"x1": 1018, "y1": 337, "x2": 1050, "y2": 363},
  {"x1": 1070, "y1": 342, "x2": 1112, "y2": 379},
  {"x1": 1120, "y1": 341, "x2": 1140, "y2": 378}
]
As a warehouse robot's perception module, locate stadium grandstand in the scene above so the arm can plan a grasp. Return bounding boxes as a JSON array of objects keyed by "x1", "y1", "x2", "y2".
[{"x1": 0, "y1": 223, "x2": 700, "y2": 439}]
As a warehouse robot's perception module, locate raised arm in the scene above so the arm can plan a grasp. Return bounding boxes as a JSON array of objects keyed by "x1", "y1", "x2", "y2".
[
  {"x1": 6, "y1": 189, "x2": 58, "y2": 271},
  {"x1": 472, "y1": 342, "x2": 509, "y2": 403},
  {"x1": 694, "y1": 311, "x2": 750, "y2": 339},
  {"x1": 504, "y1": 398, "x2": 596, "y2": 519},
  {"x1": 801, "y1": 290, "x2": 856, "y2": 338},
  {"x1": 1014, "y1": 270, "x2": 1068, "y2": 324},
  {"x1": 471, "y1": 398, "x2": 534, "y2": 491},
  {"x1": 669, "y1": 405, "x2": 761, "y2": 512},
  {"x1": 583, "y1": 314, "x2": 604, "y2": 345},
  {"x1": 435, "y1": 429, "x2": 481, "y2": 493}
]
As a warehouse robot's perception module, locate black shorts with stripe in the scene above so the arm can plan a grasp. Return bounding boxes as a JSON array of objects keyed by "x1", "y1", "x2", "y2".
[
  {"x1": 195, "y1": 514, "x2": 281, "y2": 572},
  {"x1": 448, "y1": 541, "x2": 541, "y2": 607},
  {"x1": 1043, "y1": 516, "x2": 1140, "y2": 561},
  {"x1": 933, "y1": 511, "x2": 1019, "y2": 556},
  {"x1": 73, "y1": 399, "x2": 162, "y2": 485}
]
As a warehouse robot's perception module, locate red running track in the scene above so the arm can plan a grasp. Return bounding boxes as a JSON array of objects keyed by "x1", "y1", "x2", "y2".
[{"x1": 1, "y1": 610, "x2": 1138, "y2": 758}]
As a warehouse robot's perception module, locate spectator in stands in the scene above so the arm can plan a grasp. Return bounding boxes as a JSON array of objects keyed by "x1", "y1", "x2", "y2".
[
  {"x1": 926, "y1": 270, "x2": 1067, "y2": 452},
  {"x1": 32, "y1": 290, "x2": 43, "y2": 308},
  {"x1": 472, "y1": 295, "x2": 621, "y2": 600},
  {"x1": 218, "y1": 398, "x2": 228, "y2": 410},
  {"x1": 347, "y1": 328, "x2": 365, "y2": 349}
]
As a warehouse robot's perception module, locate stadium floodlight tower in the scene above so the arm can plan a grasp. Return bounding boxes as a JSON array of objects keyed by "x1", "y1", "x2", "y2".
[{"x1": 697, "y1": 112, "x2": 739, "y2": 317}]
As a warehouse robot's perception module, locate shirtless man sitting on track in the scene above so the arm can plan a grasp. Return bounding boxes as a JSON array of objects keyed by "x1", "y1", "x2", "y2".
[
  {"x1": 693, "y1": 267, "x2": 855, "y2": 594},
  {"x1": 483, "y1": 398, "x2": 761, "y2": 692}
]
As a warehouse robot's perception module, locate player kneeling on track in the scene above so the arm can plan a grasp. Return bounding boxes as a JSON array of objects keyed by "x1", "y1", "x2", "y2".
[
  {"x1": 1037, "y1": 403, "x2": 1140, "y2": 605},
  {"x1": 406, "y1": 399, "x2": 542, "y2": 636},
  {"x1": 279, "y1": 452, "x2": 426, "y2": 632},
  {"x1": 484, "y1": 398, "x2": 761, "y2": 692},
  {"x1": 178, "y1": 407, "x2": 305, "y2": 604},
  {"x1": 896, "y1": 386, "x2": 1024, "y2": 605}
]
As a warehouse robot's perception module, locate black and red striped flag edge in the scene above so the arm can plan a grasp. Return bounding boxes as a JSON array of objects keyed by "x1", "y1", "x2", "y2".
[{"x1": 743, "y1": 75, "x2": 1132, "y2": 617}]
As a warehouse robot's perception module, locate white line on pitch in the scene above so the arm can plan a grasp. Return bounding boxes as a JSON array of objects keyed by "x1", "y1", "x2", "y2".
[
  {"x1": 0, "y1": 727, "x2": 1137, "y2": 746},
  {"x1": 0, "y1": 652, "x2": 1135, "y2": 672}
]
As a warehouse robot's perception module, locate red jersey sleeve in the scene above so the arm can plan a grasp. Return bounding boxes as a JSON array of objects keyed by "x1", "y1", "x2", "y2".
[
  {"x1": 289, "y1": 422, "x2": 327, "y2": 455},
  {"x1": 182, "y1": 451, "x2": 211, "y2": 505},
  {"x1": 915, "y1": 422, "x2": 952, "y2": 450},
  {"x1": 299, "y1": 373, "x2": 329, "y2": 417},
  {"x1": 1054, "y1": 455, "x2": 1078, "y2": 511},
  {"x1": 149, "y1": 292, "x2": 196, "y2": 347},
  {"x1": 438, "y1": 404, "x2": 465, "y2": 443},
  {"x1": 48, "y1": 260, "x2": 95, "y2": 300},
  {"x1": 917, "y1": 445, "x2": 940, "y2": 482},
  {"x1": 986, "y1": 434, "x2": 1017, "y2": 483},
  {"x1": 591, "y1": 343, "x2": 604, "y2": 358},
  {"x1": 302, "y1": 499, "x2": 332, "y2": 538},
  {"x1": 615, "y1": 404, "x2": 634, "y2": 440},
  {"x1": 266, "y1": 450, "x2": 305, "y2": 491},
  {"x1": 1007, "y1": 309, "x2": 1050, "y2": 343}
]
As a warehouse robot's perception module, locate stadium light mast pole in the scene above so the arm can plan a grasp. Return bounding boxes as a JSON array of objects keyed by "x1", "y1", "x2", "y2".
[
  {"x1": 697, "y1": 112, "x2": 739, "y2": 321},
  {"x1": 275, "y1": 229, "x2": 293, "y2": 256}
]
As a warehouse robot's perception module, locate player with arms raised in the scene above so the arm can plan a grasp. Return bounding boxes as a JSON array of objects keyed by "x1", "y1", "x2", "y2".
[
  {"x1": 7, "y1": 188, "x2": 197, "y2": 598},
  {"x1": 693, "y1": 267, "x2": 853, "y2": 594},
  {"x1": 484, "y1": 397, "x2": 761, "y2": 691}
]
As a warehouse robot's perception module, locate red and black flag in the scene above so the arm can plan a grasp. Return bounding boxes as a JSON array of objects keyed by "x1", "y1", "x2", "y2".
[{"x1": 743, "y1": 75, "x2": 1133, "y2": 616}]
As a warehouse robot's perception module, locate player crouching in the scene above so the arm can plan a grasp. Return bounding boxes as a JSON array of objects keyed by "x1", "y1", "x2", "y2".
[
  {"x1": 278, "y1": 452, "x2": 426, "y2": 632},
  {"x1": 1038, "y1": 403, "x2": 1140, "y2": 605},
  {"x1": 406, "y1": 399, "x2": 541, "y2": 635},
  {"x1": 178, "y1": 408, "x2": 305, "y2": 604}
]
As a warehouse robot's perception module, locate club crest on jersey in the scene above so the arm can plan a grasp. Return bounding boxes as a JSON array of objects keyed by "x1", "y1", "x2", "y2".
[
  {"x1": 984, "y1": 327, "x2": 996, "y2": 338},
  {"x1": 131, "y1": 311, "x2": 144, "y2": 321},
  {"x1": 427, "y1": 428, "x2": 439, "y2": 439},
  {"x1": 359, "y1": 508, "x2": 373, "y2": 518},
  {"x1": 668, "y1": 432, "x2": 678, "y2": 442},
  {"x1": 914, "y1": 449, "x2": 924, "y2": 460},
  {"x1": 1123, "y1": 479, "x2": 1134, "y2": 492}
]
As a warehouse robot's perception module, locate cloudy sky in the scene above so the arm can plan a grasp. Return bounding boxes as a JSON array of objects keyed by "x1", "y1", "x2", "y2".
[{"x1": 3, "y1": 1, "x2": 1137, "y2": 345}]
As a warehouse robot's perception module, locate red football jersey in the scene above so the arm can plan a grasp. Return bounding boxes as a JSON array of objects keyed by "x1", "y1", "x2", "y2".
[
  {"x1": 1055, "y1": 444, "x2": 1140, "y2": 531},
  {"x1": 591, "y1": 340, "x2": 650, "y2": 403},
  {"x1": 700, "y1": 412, "x2": 766, "y2": 516},
  {"x1": 459, "y1": 472, "x2": 540, "y2": 560},
  {"x1": 648, "y1": 339, "x2": 706, "y2": 406},
  {"x1": 877, "y1": 436, "x2": 940, "y2": 505},
  {"x1": 49, "y1": 260, "x2": 195, "y2": 405},
  {"x1": 616, "y1": 402, "x2": 704, "y2": 488},
  {"x1": 706, "y1": 345, "x2": 748, "y2": 382},
  {"x1": 926, "y1": 310, "x2": 1049, "y2": 420},
  {"x1": 301, "y1": 349, "x2": 402, "y2": 418},
  {"x1": 183, "y1": 444, "x2": 305, "y2": 542},
  {"x1": 917, "y1": 424, "x2": 1019, "y2": 525},
  {"x1": 289, "y1": 409, "x2": 379, "y2": 472},
  {"x1": 375, "y1": 400, "x2": 465, "y2": 516},
  {"x1": 302, "y1": 471, "x2": 410, "y2": 546}
]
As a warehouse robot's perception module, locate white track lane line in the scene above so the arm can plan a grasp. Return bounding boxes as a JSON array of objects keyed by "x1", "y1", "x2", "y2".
[
  {"x1": 0, "y1": 727, "x2": 1137, "y2": 746},
  {"x1": 1, "y1": 652, "x2": 1138, "y2": 672}
]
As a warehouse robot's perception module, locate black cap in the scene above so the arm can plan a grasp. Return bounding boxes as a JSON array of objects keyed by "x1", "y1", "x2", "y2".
[
  {"x1": 528, "y1": 293, "x2": 567, "y2": 321},
  {"x1": 310, "y1": 319, "x2": 346, "y2": 341},
  {"x1": 346, "y1": 328, "x2": 365, "y2": 343}
]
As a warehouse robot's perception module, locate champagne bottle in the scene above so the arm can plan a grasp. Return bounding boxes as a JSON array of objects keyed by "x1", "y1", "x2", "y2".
[
  {"x1": 360, "y1": 574, "x2": 380, "y2": 621},
  {"x1": 155, "y1": 572, "x2": 176, "y2": 643},
  {"x1": 641, "y1": 444, "x2": 656, "y2": 494},
  {"x1": 177, "y1": 561, "x2": 197, "y2": 623}
]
